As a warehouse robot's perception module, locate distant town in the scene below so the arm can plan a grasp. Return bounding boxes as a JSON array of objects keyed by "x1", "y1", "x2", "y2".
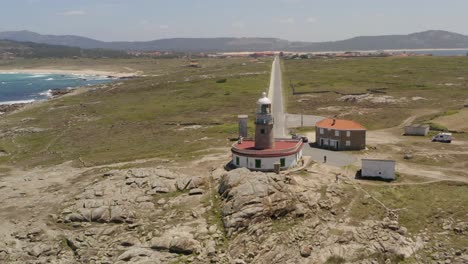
[{"x1": 120, "y1": 49, "x2": 468, "y2": 60}]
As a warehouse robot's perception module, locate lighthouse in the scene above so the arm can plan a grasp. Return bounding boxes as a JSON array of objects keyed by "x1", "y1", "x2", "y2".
[
  {"x1": 231, "y1": 92, "x2": 303, "y2": 171},
  {"x1": 254, "y1": 92, "x2": 274, "y2": 149}
]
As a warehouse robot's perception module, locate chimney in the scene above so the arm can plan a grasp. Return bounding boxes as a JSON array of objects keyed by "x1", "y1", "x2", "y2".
[{"x1": 332, "y1": 119, "x2": 336, "y2": 126}]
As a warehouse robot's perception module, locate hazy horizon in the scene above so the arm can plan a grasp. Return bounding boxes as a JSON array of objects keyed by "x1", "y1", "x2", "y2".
[{"x1": 2, "y1": 0, "x2": 468, "y2": 42}]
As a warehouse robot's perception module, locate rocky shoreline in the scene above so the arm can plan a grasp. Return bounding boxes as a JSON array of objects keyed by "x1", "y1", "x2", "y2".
[
  {"x1": 0, "y1": 103, "x2": 28, "y2": 115},
  {"x1": 0, "y1": 88, "x2": 72, "y2": 116}
]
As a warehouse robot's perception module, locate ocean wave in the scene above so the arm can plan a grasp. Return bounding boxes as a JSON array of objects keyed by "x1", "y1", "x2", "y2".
[
  {"x1": 26, "y1": 74, "x2": 49, "y2": 78},
  {"x1": 45, "y1": 78, "x2": 55, "y2": 81},
  {"x1": 39, "y1": 89, "x2": 53, "y2": 98},
  {"x1": 87, "y1": 76, "x2": 113, "y2": 81},
  {"x1": 0, "y1": 99, "x2": 36, "y2": 105}
]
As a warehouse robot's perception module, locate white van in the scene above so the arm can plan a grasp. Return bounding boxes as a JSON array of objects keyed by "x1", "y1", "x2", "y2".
[{"x1": 432, "y1": 132, "x2": 453, "y2": 143}]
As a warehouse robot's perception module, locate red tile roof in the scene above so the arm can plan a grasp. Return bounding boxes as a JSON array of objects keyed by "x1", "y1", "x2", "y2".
[
  {"x1": 232, "y1": 139, "x2": 303, "y2": 157},
  {"x1": 316, "y1": 118, "x2": 365, "y2": 130}
]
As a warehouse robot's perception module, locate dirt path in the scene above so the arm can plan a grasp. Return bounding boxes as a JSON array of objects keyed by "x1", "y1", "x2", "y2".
[{"x1": 361, "y1": 109, "x2": 468, "y2": 183}]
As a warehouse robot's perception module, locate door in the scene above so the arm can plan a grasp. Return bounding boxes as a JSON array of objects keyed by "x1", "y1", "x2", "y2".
[
  {"x1": 255, "y1": 159, "x2": 262, "y2": 169},
  {"x1": 335, "y1": 141, "x2": 339, "y2": 150}
]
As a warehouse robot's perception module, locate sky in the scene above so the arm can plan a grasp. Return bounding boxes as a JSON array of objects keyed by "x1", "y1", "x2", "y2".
[{"x1": 1, "y1": 0, "x2": 468, "y2": 42}]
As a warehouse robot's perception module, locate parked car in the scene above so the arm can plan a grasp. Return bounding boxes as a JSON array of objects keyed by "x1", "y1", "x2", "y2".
[
  {"x1": 291, "y1": 134, "x2": 308, "y2": 143},
  {"x1": 432, "y1": 132, "x2": 453, "y2": 143}
]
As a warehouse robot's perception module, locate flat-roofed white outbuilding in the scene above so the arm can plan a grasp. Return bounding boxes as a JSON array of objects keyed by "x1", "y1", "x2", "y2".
[
  {"x1": 404, "y1": 124, "x2": 429, "y2": 136},
  {"x1": 361, "y1": 159, "x2": 396, "y2": 180}
]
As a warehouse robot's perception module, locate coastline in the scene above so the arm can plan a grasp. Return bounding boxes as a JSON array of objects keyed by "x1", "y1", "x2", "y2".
[
  {"x1": 0, "y1": 68, "x2": 136, "y2": 109},
  {"x1": 0, "y1": 68, "x2": 139, "y2": 78}
]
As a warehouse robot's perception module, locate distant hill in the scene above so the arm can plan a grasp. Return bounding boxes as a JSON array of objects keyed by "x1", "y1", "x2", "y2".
[
  {"x1": 1, "y1": 30, "x2": 468, "y2": 52},
  {"x1": 294, "y1": 30, "x2": 468, "y2": 51},
  {"x1": 0, "y1": 39, "x2": 129, "y2": 58}
]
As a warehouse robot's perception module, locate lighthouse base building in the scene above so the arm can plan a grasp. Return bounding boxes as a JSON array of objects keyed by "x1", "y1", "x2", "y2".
[{"x1": 231, "y1": 139, "x2": 303, "y2": 171}]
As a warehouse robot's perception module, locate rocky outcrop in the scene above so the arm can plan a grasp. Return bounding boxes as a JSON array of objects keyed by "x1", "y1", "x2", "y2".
[
  {"x1": 50, "y1": 88, "x2": 73, "y2": 98},
  {"x1": 0, "y1": 103, "x2": 28, "y2": 114},
  {"x1": 35, "y1": 166, "x2": 218, "y2": 263},
  {"x1": 59, "y1": 167, "x2": 209, "y2": 225},
  {"x1": 218, "y1": 168, "x2": 302, "y2": 236},
  {"x1": 151, "y1": 231, "x2": 201, "y2": 255},
  {"x1": 1, "y1": 159, "x2": 462, "y2": 264},
  {"x1": 217, "y1": 168, "x2": 426, "y2": 264}
]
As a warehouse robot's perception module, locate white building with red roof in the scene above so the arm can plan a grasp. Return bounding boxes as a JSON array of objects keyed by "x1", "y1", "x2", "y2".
[{"x1": 231, "y1": 93, "x2": 303, "y2": 171}]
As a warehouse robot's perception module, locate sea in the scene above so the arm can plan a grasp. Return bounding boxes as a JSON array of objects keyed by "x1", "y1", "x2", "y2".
[
  {"x1": 410, "y1": 49, "x2": 468, "y2": 56},
  {"x1": 0, "y1": 73, "x2": 114, "y2": 105}
]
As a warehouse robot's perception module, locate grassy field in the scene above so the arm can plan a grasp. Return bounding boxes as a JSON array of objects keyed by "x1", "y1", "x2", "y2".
[
  {"x1": 0, "y1": 57, "x2": 271, "y2": 168},
  {"x1": 349, "y1": 181, "x2": 468, "y2": 260},
  {"x1": 282, "y1": 57, "x2": 468, "y2": 130}
]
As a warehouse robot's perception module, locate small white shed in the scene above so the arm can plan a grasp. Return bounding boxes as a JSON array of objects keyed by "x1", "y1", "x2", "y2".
[
  {"x1": 404, "y1": 124, "x2": 429, "y2": 136},
  {"x1": 361, "y1": 159, "x2": 396, "y2": 180}
]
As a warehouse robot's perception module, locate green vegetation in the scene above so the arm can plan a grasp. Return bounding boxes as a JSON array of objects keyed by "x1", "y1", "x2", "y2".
[
  {"x1": 282, "y1": 57, "x2": 468, "y2": 129},
  {"x1": 290, "y1": 126, "x2": 315, "y2": 134},
  {"x1": 442, "y1": 109, "x2": 459, "y2": 116},
  {"x1": 0, "y1": 57, "x2": 271, "y2": 168},
  {"x1": 0, "y1": 39, "x2": 129, "y2": 58},
  {"x1": 201, "y1": 175, "x2": 229, "y2": 252},
  {"x1": 325, "y1": 255, "x2": 346, "y2": 264},
  {"x1": 348, "y1": 181, "x2": 468, "y2": 261},
  {"x1": 350, "y1": 181, "x2": 468, "y2": 235},
  {"x1": 425, "y1": 122, "x2": 449, "y2": 131}
]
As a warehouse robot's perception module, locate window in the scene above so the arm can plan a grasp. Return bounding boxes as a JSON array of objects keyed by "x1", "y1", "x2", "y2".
[
  {"x1": 320, "y1": 128, "x2": 324, "y2": 134},
  {"x1": 255, "y1": 159, "x2": 262, "y2": 168},
  {"x1": 280, "y1": 158, "x2": 286, "y2": 167},
  {"x1": 260, "y1": 129, "x2": 265, "y2": 134},
  {"x1": 346, "y1": 131, "x2": 351, "y2": 137},
  {"x1": 346, "y1": 140, "x2": 351, "y2": 146},
  {"x1": 236, "y1": 156, "x2": 240, "y2": 165},
  {"x1": 335, "y1": 130, "x2": 340, "y2": 137}
]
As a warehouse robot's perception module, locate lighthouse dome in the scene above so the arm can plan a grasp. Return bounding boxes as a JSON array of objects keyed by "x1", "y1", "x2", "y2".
[{"x1": 257, "y1": 92, "x2": 271, "y2": 105}]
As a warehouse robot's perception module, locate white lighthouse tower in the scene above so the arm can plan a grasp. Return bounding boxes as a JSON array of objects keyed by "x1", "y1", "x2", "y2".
[
  {"x1": 254, "y1": 92, "x2": 274, "y2": 150},
  {"x1": 231, "y1": 92, "x2": 303, "y2": 171}
]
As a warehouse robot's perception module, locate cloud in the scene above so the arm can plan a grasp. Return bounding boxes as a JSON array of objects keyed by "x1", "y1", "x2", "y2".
[
  {"x1": 57, "y1": 10, "x2": 87, "y2": 16},
  {"x1": 159, "y1": 25, "x2": 169, "y2": 29},
  {"x1": 279, "y1": 18, "x2": 295, "y2": 24},
  {"x1": 305, "y1": 16, "x2": 318, "y2": 23}
]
